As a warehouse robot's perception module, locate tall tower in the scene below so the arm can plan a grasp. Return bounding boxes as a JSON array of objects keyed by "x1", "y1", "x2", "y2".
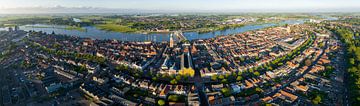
[
  {"x1": 287, "y1": 26, "x2": 291, "y2": 33},
  {"x1": 14, "y1": 26, "x2": 19, "y2": 31},
  {"x1": 170, "y1": 33, "x2": 174, "y2": 48}
]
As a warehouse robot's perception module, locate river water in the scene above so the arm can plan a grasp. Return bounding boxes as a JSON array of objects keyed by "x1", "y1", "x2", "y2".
[{"x1": 1, "y1": 20, "x2": 305, "y2": 42}]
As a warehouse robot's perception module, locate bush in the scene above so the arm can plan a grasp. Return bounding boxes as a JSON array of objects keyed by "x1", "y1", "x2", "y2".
[
  {"x1": 170, "y1": 79, "x2": 178, "y2": 85},
  {"x1": 168, "y1": 95, "x2": 179, "y2": 102},
  {"x1": 158, "y1": 99, "x2": 165, "y2": 106},
  {"x1": 221, "y1": 88, "x2": 231, "y2": 97}
]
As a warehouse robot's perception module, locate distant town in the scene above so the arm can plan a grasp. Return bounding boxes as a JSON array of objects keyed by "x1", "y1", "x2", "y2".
[{"x1": 0, "y1": 13, "x2": 360, "y2": 106}]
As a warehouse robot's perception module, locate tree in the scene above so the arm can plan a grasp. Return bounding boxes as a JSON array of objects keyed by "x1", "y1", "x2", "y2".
[
  {"x1": 218, "y1": 75, "x2": 225, "y2": 80},
  {"x1": 221, "y1": 88, "x2": 231, "y2": 97},
  {"x1": 332, "y1": 25, "x2": 360, "y2": 104},
  {"x1": 225, "y1": 73, "x2": 231, "y2": 78},
  {"x1": 240, "y1": 57, "x2": 245, "y2": 62},
  {"x1": 312, "y1": 95, "x2": 322, "y2": 104},
  {"x1": 211, "y1": 75, "x2": 218, "y2": 81},
  {"x1": 221, "y1": 79, "x2": 228, "y2": 84},
  {"x1": 325, "y1": 65, "x2": 334, "y2": 71},
  {"x1": 255, "y1": 56, "x2": 260, "y2": 61},
  {"x1": 350, "y1": 58, "x2": 355, "y2": 65},
  {"x1": 254, "y1": 71, "x2": 260, "y2": 76},
  {"x1": 176, "y1": 75, "x2": 182, "y2": 81},
  {"x1": 255, "y1": 87, "x2": 262, "y2": 92},
  {"x1": 319, "y1": 43, "x2": 324, "y2": 48},
  {"x1": 249, "y1": 68, "x2": 254, "y2": 73},
  {"x1": 183, "y1": 75, "x2": 189, "y2": 81},
  {"x1": 231, "y1": 72, "x2": 237, "y2": 77},
  {"x1": 158, "y1": 99, "x2": 165, "y2": 106},
  {"x1": 152, "y1": 77, "x2": 157, "y2": 81},
  {"x1": 238, "y1": 71, "x2": 243, "y2": 76},
  {"x1": 115, "y1": 64, "x2": 128, "y2": 71},
  {"x1": 236, "y1": 76, "x2": 242, "y2": 81},
  {"x1": 168, "y1": 95, "x2": 179, "y2": 102},
  {"x1": 170, "y1": 79, "x2": 178, "y2": 85},
  {"x1": 74, "y1": 65, "x2": 87, "y2": 73}
]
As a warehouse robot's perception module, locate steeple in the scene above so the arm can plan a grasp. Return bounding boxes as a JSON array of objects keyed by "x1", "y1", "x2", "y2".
[{"x1": 170, "y1": 33, "x2": 174, "y2": 48}]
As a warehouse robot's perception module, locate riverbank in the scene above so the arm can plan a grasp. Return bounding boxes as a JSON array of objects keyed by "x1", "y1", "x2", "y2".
[
  {"x1": 22, "y1": 24, "x2": 86, "y2": 32},
  {"x1": 94, "y1": 23, "x2": 248, "y2": 34},
  {"x1": 2, "y1": 19, "x2": 304, "y2": 42},
  {"x1": 65, "y1": 26, "x2": 86, "y2": 31},
  {"x1": 95, "y1": 24, "x2": 138, "y2": 33}
]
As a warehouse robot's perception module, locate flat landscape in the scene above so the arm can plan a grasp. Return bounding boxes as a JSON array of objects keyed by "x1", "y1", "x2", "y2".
[{"x1": 1, "y1": 0, "x2": 360, "y2": 106}]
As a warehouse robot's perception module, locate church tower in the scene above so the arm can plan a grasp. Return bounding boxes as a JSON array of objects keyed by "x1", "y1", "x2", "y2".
[{"x1": 170, "y1": 33, "x2": 174, "y2": 48}]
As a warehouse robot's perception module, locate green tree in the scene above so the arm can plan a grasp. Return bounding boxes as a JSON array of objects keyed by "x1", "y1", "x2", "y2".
[
  {"x1": 221, "y1": 79, "x2": 228, "y2": 84},
  {"x1": 176, "y1": 75, "x2": 182, "y2": 81},
  {"x1": 312, "y1": 95, "x2": 322, "y2": 104},
  {"x1": 218, "y1": 75, "x2": 225, "y2": 80},
  {"x1": 236, "y1": 76, "x2": 242, "y2": 81},
  {"x1": 170, "y1": 79, "x2": 178, "y2": 85},
  {"x1": 350, "y1": 58, "x2": 355, "y2": 65},
  {"x1": 255, "y1": 87, "x2": 262, "y2": 92},
  {"x1": 225, "y1": 73, "x2": 231, "y2": 78},
  {"x1": 254, "y1": 71, "x2": 260, "y2": 76},
  {"x1": 255, "y1": 56, "x2": 260, "y2": 61},
  {"x1": 240, "y1": 58, "x2": 245, "y2": 62},
  {"x1": 249, "y1": 68, "x2": 254, "y2": 73},
  {"x1": 211, "y1": 75, "x2": 218, "y2": 81},
  {"x1": 152, "y1": 77, "x2": 157, "y2": 81},
  {"x1": 168, "y1": 95, "x2": 179, "y2": 102},
  {"x1": 158, "y1": 99, "x2": 165, "y2": 106},
  {"x1": 238, "y1": 71, "x2": 243, "y2": 76},
  {"x1": 221, "y1": 88, "x2": 231, "y2": 97}
]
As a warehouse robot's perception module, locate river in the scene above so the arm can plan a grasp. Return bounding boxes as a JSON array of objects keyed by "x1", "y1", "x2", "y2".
[{"x1": 1, "y1": 20, "x2": 305, "y2": 42}]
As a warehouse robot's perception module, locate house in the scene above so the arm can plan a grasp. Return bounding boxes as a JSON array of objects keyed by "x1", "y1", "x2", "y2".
[
  {"x1": 92, "y1": 77, "x2": 108, "y2": 85},
  {"x1": 262, "y1": 96, "x2": 273, "y2": 103},
  {"x1": 169, "y1": 102, "x2": 186, "y2": 106},
  {"x1": 159, "y1": 85, "x2": 170, "y2": 98},
  {"x1": 145, "y1": 97, "x2": 156, "y2": 104},
  {"x1": 279, "y1": 90, "x2": 298, "y2": 103},
  {"x1": 294, "y1": 85, "x2": 309, "y2": 92},
  {"x1": 212, "y1": 84, "x2": 223, "y2": 91},
  {"x1": 109, "y1": 94, "x2": 137, "y2": 106},
  {"x1": 45, "y1": 83, "x2": 62, "y2": 93},
  {"x1": 188, "y1": 93, "x2": 200, "y2": 106}
]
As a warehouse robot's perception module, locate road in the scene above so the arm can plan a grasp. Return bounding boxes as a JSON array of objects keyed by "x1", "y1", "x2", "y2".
[
  {"x1": 327, "y1": 29, "x2": 349, "y2": 106},
  {"x1": 179, "y1": 30, "x2": 209, "y2": 106},
  {"x1": 338, "y1": 39, "x2": 349, "y2": 106},
  {"x1": 191, "y1": 47, "x2": 209, "y2": 106}
]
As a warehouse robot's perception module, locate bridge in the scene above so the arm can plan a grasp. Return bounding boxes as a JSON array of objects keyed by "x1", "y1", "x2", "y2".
[{"x1": 174, "y1": 31, "x2": 188, "y2": 42}]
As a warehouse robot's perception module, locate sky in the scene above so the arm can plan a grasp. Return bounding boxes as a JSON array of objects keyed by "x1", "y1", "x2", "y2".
[{"x1": 0, "y1": 0, "x2": 360, "y2": 13}]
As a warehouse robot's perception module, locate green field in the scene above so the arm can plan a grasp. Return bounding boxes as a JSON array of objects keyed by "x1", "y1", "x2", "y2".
[
  {"x1": 95, "y1": 24, "x2": 137, "y2": 33},
  {"x1": 65, "y1": 26, "x2": 85, "y2": 31}
]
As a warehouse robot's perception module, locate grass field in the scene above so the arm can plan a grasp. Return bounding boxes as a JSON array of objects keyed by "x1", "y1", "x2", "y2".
[
  {"x1": 95, "y1": 24, "x2": 137, "y2": 33},
  {"x1": 23, "y1": 25, "x2": 85, "y2": 31},
  {"x1": 65, "y1": 26, "x2": 85, "y2": 31}
]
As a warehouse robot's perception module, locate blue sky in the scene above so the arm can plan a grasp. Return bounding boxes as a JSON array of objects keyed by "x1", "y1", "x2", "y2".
[
  {"x1": 0, "y1": 0, "x2": 360, "y2": 13},
  {"x1": 1, "y1": 0, "x2": 360, "y2": 10}
]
